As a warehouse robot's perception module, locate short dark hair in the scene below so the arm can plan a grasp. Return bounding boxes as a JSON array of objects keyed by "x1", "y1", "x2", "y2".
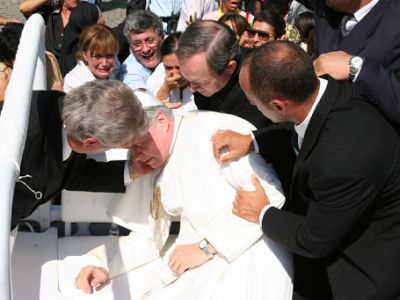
[
  {"x1": 161, "y1": 31, "x2": 182, "y2": 57},
  {"x1": 244, "y1": 40, "x2": 318, "y2": 104},
  {"x1": 264, "y1": 0, "x2": 291, "y2": 17},
  {"x1": 253, "y1": 10, "x2": 286, "y2": 38},
  {"x1": 176, "y1": 20, "x2": 239, "y2": 75},
  {"x1": 0, "y1": 23, "x2": 24, "y2": 64}
]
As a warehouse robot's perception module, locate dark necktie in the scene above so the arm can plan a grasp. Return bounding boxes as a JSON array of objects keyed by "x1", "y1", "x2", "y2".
[
  {"x1": 291, "y1": 131, "x2": 300, "y2": 154},
  {"x1": 340, "y1": 14, "x2": 353, "y2": 38}
]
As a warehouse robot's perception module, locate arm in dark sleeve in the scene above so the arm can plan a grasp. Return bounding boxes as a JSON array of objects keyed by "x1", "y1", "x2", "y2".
[
  {"x1": 354, "y1": 42, "x2": 400, "y2": 129},
  {"x1": 64, "y1": 154, "x2": 126, "y2": 193},
  {"x1": 261, "y1": 173, "x2": 376, "y2": 258},
  {"x1": 253, "y1": 123, "x2": 296, "y2": 200}
]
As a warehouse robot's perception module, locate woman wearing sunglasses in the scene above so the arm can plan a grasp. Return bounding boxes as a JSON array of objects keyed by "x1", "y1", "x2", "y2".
[{"x1": 241, "y1": 10, "x2": 286, "y2": 48}]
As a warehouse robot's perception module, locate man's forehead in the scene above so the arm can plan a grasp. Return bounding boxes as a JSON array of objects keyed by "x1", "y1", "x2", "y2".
[
  {"x1": 179, "y1": 53, "x2": 212, "y2": 77},
  {"x1": 130, "y1": 28, "x2": 159, "y2": 39}
]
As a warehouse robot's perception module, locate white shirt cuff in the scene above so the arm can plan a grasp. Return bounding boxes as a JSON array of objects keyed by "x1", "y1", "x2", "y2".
[
  {"x1": 353, "y1": 58, "x2": 364, "y2": 82},
  {"x1": 258, "y1": 204, "x2": 271, "y2": 226},
  {"x1": 123, "y1": 161, "x2": 132, "y2": 185},
  {"x1": 250, "y1": 131, "x2": 260, "y2": 154}
]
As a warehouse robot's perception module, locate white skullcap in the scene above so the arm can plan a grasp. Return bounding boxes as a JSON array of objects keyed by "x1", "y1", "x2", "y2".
[{"x1": 134, "y1": 90, "x2": 163, "y2": 108}]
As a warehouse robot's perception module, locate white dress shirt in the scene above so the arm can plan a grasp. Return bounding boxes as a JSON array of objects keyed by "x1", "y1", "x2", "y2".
[
  {"x1": 259, "y1": 78, "x2": 328, "y2": 226},
  {"x1": 346, "y1": 0, "x2": 379, "y2": 33}
]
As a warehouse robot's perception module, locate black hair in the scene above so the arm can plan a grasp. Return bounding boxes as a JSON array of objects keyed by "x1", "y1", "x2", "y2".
[
  {"x1": 0, "y1": 23, "x2": 24, "y2": 64},
  {"x1": 264, "y1": 0, "x2": 291, "y2": 17},
  {"x1": 161, "y1": 31, "x2": 182, "y2": 57},
  {"x1": 245, "y1": 40, "x2": 318, "y2": 104},
  {"x1": 253, "y1": 10, "x2": 286, "y2": 38}
]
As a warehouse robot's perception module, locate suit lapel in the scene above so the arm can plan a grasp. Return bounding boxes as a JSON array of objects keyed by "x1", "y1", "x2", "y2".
[
  {"x1": 291, "y1": 79, "x2": 341, "y2": 185},
  {"x1": 339, "y1": 0, "x2": 390, "y2": 54}
]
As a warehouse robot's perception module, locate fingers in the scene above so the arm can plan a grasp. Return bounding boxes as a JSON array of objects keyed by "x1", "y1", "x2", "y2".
[
  {"x1": 164, "y1": 102, "x2": 182, "y2": 109},
  {"x1": 232, "y1": 197, "x2": 240, "y2": 216},
  {"x1": 168, "y1": 248, "x2": 184, "y2": 275},
  {"x1": 75, "y1": 266, "x2": 109, "y2": 294},
  {"x1": 251, "y1": 174, "x2": 263, "y2": 191},
  {"x1": 211, "y1": 130, "x2": 229, "y2": 162},
  {"x1": 90, "y1": 267, "x2": 109, "y2": 289},
  {"x1": 75, "y1": 266, "x2": 95, "y2": 294}
]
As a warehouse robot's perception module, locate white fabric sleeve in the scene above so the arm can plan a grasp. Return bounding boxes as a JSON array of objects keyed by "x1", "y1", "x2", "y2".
[
  {"x1": 89, "y1": 174, "x2": 172, "y2": 279},
  {"x1": 203, "y1": 153, "x2": 285, "y2": 262}
]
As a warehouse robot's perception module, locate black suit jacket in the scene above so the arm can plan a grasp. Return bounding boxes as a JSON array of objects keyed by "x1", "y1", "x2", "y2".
[
  {"x1": 261, "y1": 79, "x2": 400, "y2": 299},
  {"x1": 0, "y1": 91, "x2": 126, "y2": 228},
  {"x1": 313, "y1": 0, "x2": 400, "y2": 131}
]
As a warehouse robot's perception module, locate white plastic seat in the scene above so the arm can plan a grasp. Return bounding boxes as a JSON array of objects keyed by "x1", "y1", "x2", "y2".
[{"x1": 12, "y1": 228, "x2": 69, "y2": 300}]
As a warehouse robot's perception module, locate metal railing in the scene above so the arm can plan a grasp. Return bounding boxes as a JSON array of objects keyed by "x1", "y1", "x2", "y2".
[{"x1": 0, "y1": 14, "x2": 46, "y2": 300}]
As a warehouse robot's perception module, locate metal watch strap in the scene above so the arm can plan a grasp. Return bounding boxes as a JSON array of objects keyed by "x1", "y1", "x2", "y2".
[{"x1": 199, "y1": 239, "x2": 213, "y2": 257}]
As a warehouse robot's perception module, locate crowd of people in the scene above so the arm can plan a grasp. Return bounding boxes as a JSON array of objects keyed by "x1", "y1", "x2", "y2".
[{"x1": 1, "y1": 0, "x2": 400, "y2": 299}]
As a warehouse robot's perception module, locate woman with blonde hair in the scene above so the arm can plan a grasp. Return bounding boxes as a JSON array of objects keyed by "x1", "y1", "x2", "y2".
[{"x1": 64, "y1": 23, "x2": 120, "y2": 92}]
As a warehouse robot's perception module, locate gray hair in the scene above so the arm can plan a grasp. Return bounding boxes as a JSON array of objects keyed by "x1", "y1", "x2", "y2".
[
  {"x1": 176, "y1": 20, "x2": 240, "y2": 75},
  {"x1": 144, "y1": 105, "x2": 173, "y2": 127},
  {"x1": 123, "y1": 10, "x2": 164, "y2": 42},
  {"x1": 62, "y1": 80, "x2": 149, "y2": 148}
]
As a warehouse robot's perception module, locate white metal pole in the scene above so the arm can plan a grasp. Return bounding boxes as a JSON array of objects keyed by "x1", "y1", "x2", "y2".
[{"x1": 0, "y1": 14, "x2": 45, "y2": 300}]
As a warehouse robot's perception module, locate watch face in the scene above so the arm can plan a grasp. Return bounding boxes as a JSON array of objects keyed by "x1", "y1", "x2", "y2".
[
  {"x1": 351, "y1": 56, "x2": 363, "y2": 67},
  {"x1": 199, "y1": 240, "x2": 207, "y2": 249}
]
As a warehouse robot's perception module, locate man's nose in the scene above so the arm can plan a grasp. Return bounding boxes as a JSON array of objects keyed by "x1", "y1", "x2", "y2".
[{"x1": 141, "y1": 42, "x2": 150, "y2": 53}]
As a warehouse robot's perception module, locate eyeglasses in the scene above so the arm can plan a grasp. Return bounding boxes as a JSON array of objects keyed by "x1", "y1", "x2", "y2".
[
  {"x1": 130, "y1": 37, "x2": 159, "y2": 50},
  {"x1": 247, "y1": 28, "x2": 274, "y2": 41}
]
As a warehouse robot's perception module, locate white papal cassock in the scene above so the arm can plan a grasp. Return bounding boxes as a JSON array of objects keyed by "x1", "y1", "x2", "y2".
[{"x1": 59, "y1": 111, "x2": 293, "y2": 300}]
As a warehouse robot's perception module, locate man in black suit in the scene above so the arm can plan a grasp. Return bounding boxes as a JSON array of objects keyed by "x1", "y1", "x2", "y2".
[
  {"x1": 311, "y1": 0, "x2": 400, "y2": 131},
  {"x1": 226, "y1": 41, "x2": 400, "y2": 299},
  {"x1": 0, "y1": 90, "x2": 127, "y2": 229}
]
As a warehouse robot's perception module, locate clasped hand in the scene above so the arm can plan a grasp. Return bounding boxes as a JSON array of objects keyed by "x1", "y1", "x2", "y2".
[
  {"x1": 164, "y1": 73, "x2": 189, "y2": 91},
  {"x1": 75, "y1": 266, "x2": 109, "y2": 294},
  {"x1": 314, "y1": 50, "x2": 352, "y2": 80}
]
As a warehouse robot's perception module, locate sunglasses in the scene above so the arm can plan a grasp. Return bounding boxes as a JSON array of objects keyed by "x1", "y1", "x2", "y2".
[{"x1": 247, "y1": 28, "x2": 274, "y2": 41}]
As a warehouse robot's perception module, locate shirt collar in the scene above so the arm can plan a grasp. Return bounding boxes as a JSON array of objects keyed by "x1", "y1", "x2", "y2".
[
  {"x1": 294, "y1": 78, "x2": 328, "y2": 148},
  {"x1": 353, "y1": 0, "x2": 379, "y2": 22}
]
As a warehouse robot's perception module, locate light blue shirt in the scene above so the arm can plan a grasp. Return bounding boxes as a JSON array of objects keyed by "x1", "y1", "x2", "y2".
[
  {"x1": 147, "y1": 0, "x2": 181, "y2": 17},
  {"x1": 118, "y1": 53, "x2": 153, "y2": 91}
]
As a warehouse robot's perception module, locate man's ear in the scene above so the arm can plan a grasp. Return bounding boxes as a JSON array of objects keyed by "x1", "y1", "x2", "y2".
[
  {"x1": 270, "y1": 98, "x2": 288, "y2": 116},
  {"x1": 226, "y1": 60, "x2": 238, "y2": 75},
  {"x1": 67, "y1": 135, "x2": 99, "y2": 153},
  {"x1": 156, "y1": 111, "x2": 171, "y2": 132},
  {"x1": 82, "y1": 136, "x2": 99, "y2": 148}
]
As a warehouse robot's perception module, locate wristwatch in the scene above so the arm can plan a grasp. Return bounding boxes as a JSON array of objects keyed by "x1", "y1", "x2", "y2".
[
  {"x1": 348, "y1": 56, "x2": 364, "y2": 81},
  {"x1": 199, "y1": 239, "x2": 214, "y2": 258}
]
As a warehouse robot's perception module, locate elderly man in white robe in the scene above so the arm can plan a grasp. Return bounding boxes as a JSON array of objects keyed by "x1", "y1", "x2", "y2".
[{"x1": 60, "y1": 80, "x2": 293, "y2": 300}]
